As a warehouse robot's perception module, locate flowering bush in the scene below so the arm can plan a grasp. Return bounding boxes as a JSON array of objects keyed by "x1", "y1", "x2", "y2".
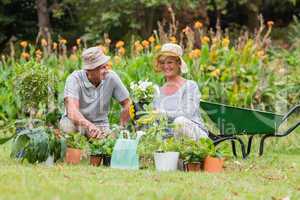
[{"x1": 130, "y1": 80, "x2": 157, "y2": 104}]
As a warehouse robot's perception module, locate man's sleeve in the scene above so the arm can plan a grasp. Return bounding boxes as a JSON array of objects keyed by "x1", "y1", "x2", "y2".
[
  {"x1": 64, "y1": 74, "x2": 80, "y2": 100},
  {"x1": 111, "y1": 71, "x2": 130, "y2": 102}
]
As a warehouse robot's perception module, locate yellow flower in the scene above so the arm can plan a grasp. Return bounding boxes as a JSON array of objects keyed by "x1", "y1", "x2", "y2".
[
  {"x1": 256, "y1": 50, "x2": 265, "y2": 58},
  {"x1": 154, "y1": 44, "x2": 161, "y2": 51},
  {"x1": 76, "y1": 38, "x2": 81, "y2": 45},
  {"x1": 222, "y1": 37, "x2": 230, "y2": 48},
  {"x1": 118, "y1": 47, "x2": 126, "y2": 56},
  {"x1": 20, "y1": 41, "x2": 28, "y2": 48},
  {"x1": 113, "y1": 55, "x2": 121, "y2": 64},
  {"x1": 169, "y1": 36, "x2": 177, "y2": 43},
  {"x1": 194, "y1": 21, "x2": 203, "y2": 29},
  {"x1": 211, "y1": 68, "x2": 221, "y2": 77},
  {"x1": 142, "y1": 40, "x2": 150, "y2": 48},
  {"x1": 267, "y1": 21, "x2": 274, "y2": 28},
  {"x1": 129, "y1": 104, "x2": 136, "y2": 120},
  {"x1": 41, "y1": 38, "x2": 47, "y2": 46},
  {"x1": 116, "y1": 40, "x2": 125, "y2": 48},
  {"x1": 201, "y1": 36, "x2": 210, "y2": 44},
  {"x1": 210, "y1": 51, "x2": 218, "y2": 63},
  {"x1": 53, "y1": 42, "x2": 58, "y2": 50},
  {"x1": 59, "y1": 38, "x2": 67, "y2": 45},
  {"x1": 148, "y1": 36, "x2": 155, "y2": 43},
  {"x1": 21, "y1": 52, "x2": 30, "y2": 60}
]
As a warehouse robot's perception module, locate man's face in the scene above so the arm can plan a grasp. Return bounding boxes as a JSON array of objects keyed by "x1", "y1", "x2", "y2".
[{"x1": 87, "y1": 63, "x2": 109, "y2": 82}]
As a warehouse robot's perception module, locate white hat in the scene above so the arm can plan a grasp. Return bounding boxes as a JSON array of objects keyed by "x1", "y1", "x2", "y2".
[
  {"x1": 82, "y1": 46, "x2": 110, "y2": 70},
  {"x1": 158, "y1": 43, "x2": 188, "y2": 73}
]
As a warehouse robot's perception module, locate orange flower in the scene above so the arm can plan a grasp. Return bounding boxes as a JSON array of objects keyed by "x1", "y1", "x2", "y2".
[
  {"x1": 20, "y1": 41, "x2": 28, "y2": 48},
  {"x1": 134, "y1": 43, "x2": 144, "y2": 53},
  {"x1": 105, "y1": 38, "x2": 111, "y2": 45},
  {"x1": 118, "y1": 47, "x2": 126, "y2": 56},
  {"x1": 70, "y1": 54, "x2": 78, "y2": 61},
  {"x1": 148, "y1": 36, "x2": 155, "y2": 43},
  {"x1": 188, "y1": 49, "x2": 201, "y2": 59},
  {"x1": 21, "y1": 52, "x2": 30, "y2": 60},
  {"x1": 142, "y1": 40, "x2": 150, "y2": 48},
  {"x1": 267, "y1": 21, "x2": 274, "y2": 28},
  {"x1": 41, "y1": 38, "x2": 47, "y2": 46},
  {"x1": 107, "y1": 61, "x2": 113, "y2": 69},
  {"x1": 35, "y1": 49, "x2": 42, "y2": 58},
  {"x1": 194, "y1": 21, "x2": 203, "y2": 29},
  {"x1": 53, "y1": 42, "x2": 58, "y2": 50},
  {"x1": 115, "y1": 40, "x2": 125, "y2": 48},
  {"x1": 154, "y1": 44, "x2": 161, "y2": 51},
  {"x1": 169, "y1": 36, "x2": 177, "y2": 43},
  {"x1": 98, "y1": 45, "x2": 109, "y2": 54},
  {"x1": 201, "y1": 36, "x2": 210, "y2": 44},
  {"x1": 76, "y1": 38, "x2": 81, "y2": 45}
]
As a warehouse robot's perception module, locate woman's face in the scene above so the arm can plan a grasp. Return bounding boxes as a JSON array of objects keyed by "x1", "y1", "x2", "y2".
[{"x1": 158, "y1": 56, "x2": 181, "y2": 78}]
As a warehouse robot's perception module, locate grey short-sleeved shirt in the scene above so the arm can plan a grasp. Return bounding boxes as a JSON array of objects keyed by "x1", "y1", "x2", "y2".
[{"x1": 64, "y1": 70, "x2": 129, "y2": 126}]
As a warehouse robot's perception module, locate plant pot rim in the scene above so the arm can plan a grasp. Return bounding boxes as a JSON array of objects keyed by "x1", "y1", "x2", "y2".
[{"x1": 205, "y1": 155, "x2": 225, "y2": 160}]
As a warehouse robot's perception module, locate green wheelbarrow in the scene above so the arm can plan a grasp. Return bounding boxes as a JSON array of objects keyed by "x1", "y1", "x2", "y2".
[{"x1": 200, "y1": 101, "x2": 300, "y2": 159}]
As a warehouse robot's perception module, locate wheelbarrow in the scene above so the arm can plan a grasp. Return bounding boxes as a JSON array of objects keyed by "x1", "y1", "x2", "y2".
[{"x1": 200, "y1": 100, "x2": 300, "y2": 159}]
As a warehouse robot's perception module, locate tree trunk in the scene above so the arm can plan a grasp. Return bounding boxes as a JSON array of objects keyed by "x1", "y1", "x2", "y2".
[{"x1": 36, "y1": 0, "x2": 51, "y2": 39}]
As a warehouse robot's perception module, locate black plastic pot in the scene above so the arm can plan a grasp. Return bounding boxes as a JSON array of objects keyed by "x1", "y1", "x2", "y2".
[{"x1": 102, "y1": 155, "x2": 111, "y2": 166}]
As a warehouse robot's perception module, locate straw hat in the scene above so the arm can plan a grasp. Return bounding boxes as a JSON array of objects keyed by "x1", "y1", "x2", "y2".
[
  {"x1": 157, "y1": 43, "x2": 188, "y2": 73},
  {"x1": 82, "y1": 46, "x2": 110, "y2": 70}
]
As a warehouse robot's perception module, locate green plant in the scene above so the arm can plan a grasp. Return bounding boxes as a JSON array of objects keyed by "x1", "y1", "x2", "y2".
[
  {"x1": 102, "y1": 136, "x2": 116, "y2": 156},
  {"x1": 9, "y1": 127, "x2": 65, "y2": 164},
  {"x1": 130, "y1": 80, "x2": 157, "y2": 104},
  {"x1": 89, "y1": 138, "x2": 105, "y2": 156},
  {"x1": 65, "y1": 132, "x2": 87, "y2": 150}
]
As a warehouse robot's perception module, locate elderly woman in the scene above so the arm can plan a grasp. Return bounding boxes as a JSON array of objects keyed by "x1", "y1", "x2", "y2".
[{"x1": 153, "y1": 43, "x2": 208, "y2": 140}]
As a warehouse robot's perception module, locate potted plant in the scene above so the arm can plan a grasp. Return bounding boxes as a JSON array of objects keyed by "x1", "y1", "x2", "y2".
[
  {"x1": 88, "y1": 138, "x2": 105, "y2": 166},
  {"x1": 202, "y1": 138, "x2": 225, "y2": 173},
  {"x1": 154, "y1": 137, "x2": 180, "y2": 171},
  {"x1": 101, "y1": 135, "x2": 116, "y2": 166},
  {"x1": 180, "y1": 137, "x2": 207, "y2": 172},
  {"x1": 65, "y1": 132, "x2": 87, "y2": 164}
]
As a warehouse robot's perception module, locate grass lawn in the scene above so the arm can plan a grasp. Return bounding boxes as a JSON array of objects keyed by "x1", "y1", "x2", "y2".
[{"x1": 0, "y1": 126, "x2": 299, "y2": 200}]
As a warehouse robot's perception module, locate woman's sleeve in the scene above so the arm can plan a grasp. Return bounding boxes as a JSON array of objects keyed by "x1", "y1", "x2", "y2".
[{"x1": 160, "y1": 81, "x2": 200, "y2": 119}]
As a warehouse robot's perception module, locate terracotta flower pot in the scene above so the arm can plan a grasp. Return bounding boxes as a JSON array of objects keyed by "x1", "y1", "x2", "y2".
[
  {"x1": 185, "y1": 162, "x2": 202, "y2": 172},
  {"x1": 65, "y1": 148, "x2": 81, "y2": 164},
  {"x1": 90, "y1": 155, "x2": 102, "y2": 166},
  {"x1": 203, "y1": 156, "x2": 224, "y2": 173}
]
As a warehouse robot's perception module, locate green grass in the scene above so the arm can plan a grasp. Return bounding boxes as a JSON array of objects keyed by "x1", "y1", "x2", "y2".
[{"x1": 0, "y1": 126, "x2": 299, "y2": 200}]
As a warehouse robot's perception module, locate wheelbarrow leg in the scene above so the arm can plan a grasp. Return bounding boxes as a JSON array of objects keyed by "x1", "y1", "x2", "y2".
[
  {"x1": 246, "y1": 136, "x2": 254, "y2": 157},
  {"x1": 259, "y1": 134, "x2": 274, "y2": 156},
  {"x1": 231, "y1": 141, "x2": 237, "y2": 157},
  {"x1": 235, "y1": 137, "x2": 246, "y2": 159}
]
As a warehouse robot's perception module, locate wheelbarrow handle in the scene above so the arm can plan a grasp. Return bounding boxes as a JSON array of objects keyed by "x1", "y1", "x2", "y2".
[{"x1": 282, "y1": 105, "x2": 300, "y2": 122}]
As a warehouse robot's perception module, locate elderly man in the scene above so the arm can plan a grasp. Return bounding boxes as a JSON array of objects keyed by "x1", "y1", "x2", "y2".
[{"x1": 59, "y1": 46, "x2": 131, "y2": 139}]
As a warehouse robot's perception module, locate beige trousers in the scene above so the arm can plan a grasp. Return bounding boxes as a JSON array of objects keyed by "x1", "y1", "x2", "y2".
[{"x1": 173, "y1": 116, "x2": 208, "y2": 140}]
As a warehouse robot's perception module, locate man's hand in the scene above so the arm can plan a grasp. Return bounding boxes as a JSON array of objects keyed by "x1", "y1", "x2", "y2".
[{"x1": 87, "y1": 124, "x2": 106, "y2": 139}]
